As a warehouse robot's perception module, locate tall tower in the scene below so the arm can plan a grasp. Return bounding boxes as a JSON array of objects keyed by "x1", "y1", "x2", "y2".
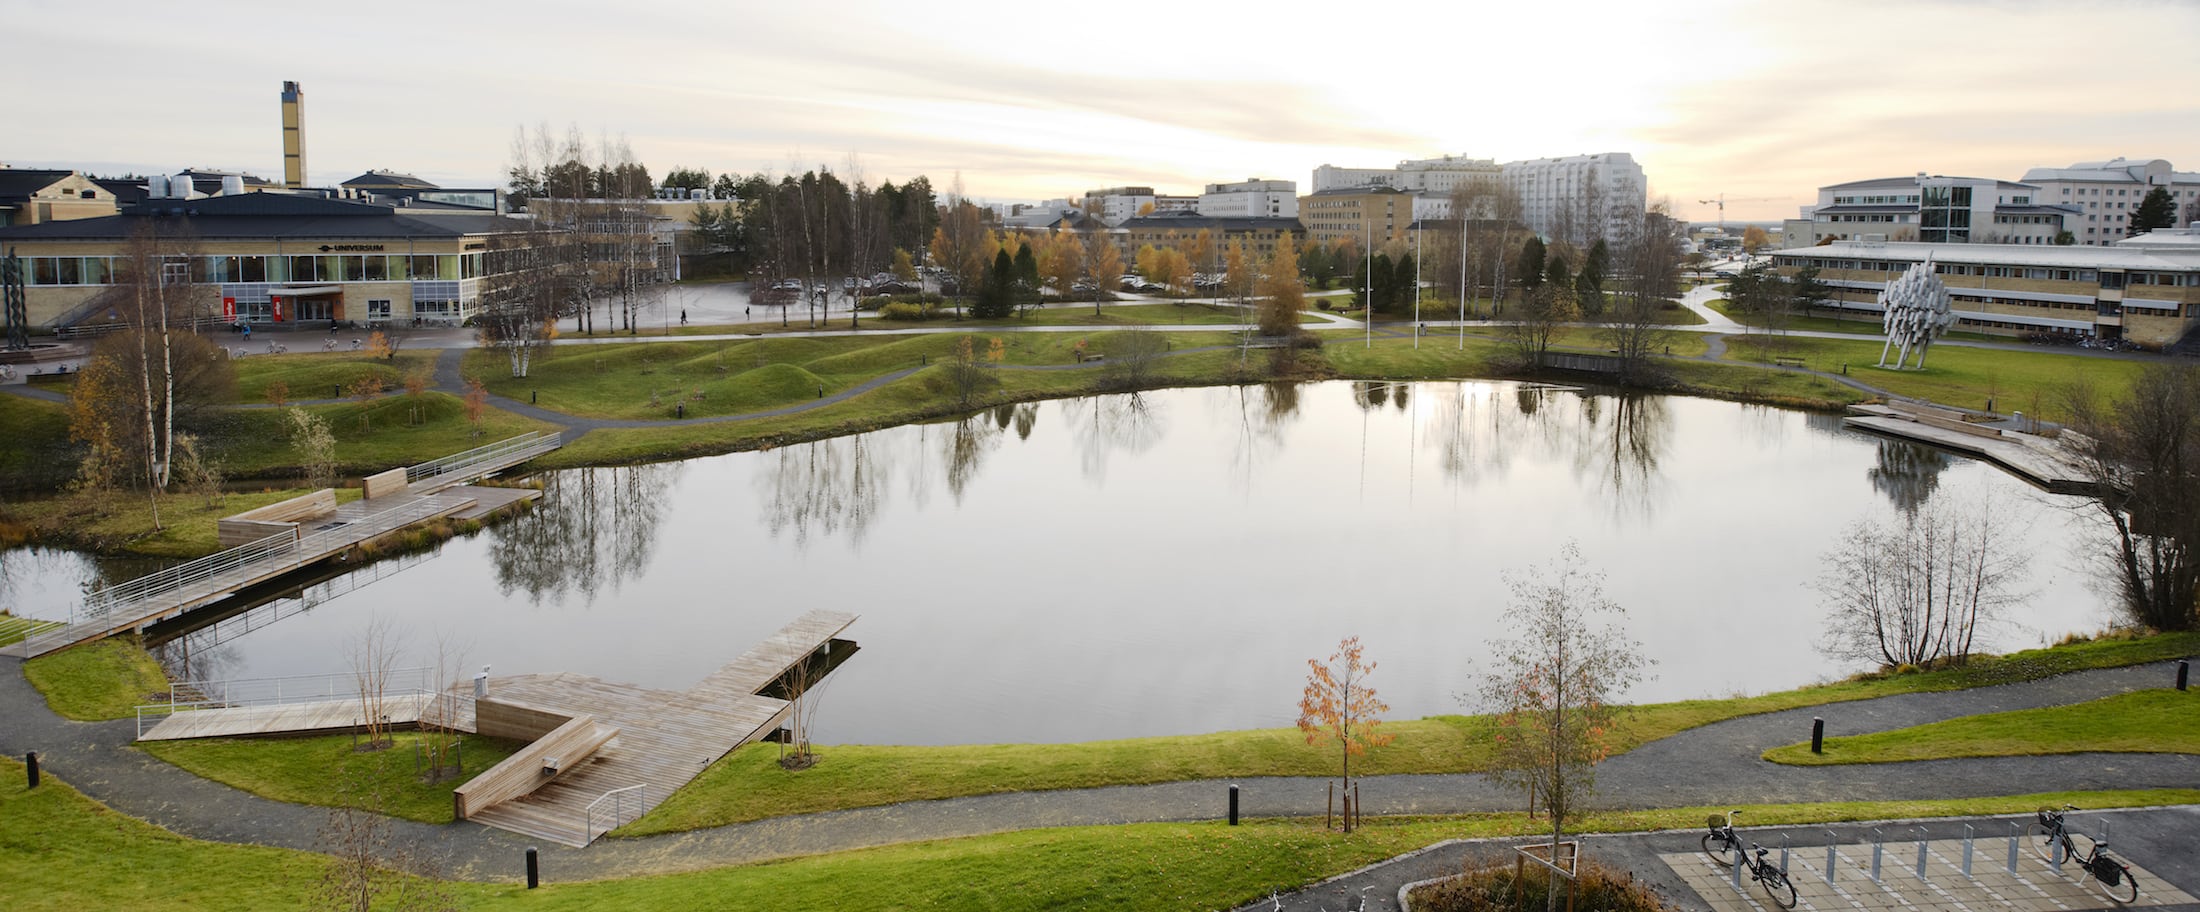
[{"x1": 280, "y1": 81, "x2": 307, "y2": 189}]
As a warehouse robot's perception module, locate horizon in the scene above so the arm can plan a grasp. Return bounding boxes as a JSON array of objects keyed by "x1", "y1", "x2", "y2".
[{"x1": 10, "y1": 0, "x2": 2199, "y2": 224}]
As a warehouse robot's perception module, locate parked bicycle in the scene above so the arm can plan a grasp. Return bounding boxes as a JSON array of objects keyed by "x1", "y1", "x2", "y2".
[
  {"x1": 2030, "y1": 806, "x2": 2138, "y2": 902},
  {"x1": 1702, "y1": 812, "x2": 1798, "y2": 909}
]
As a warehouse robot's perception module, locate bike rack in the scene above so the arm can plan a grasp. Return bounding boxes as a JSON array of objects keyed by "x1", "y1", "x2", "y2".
[
  {"x1": 1961, "y1": 824, "x2": 1975, "y2": 878},
  {"x1": 1825, "y1": 830, "x2": 1839, "y2": 884},
  {"x1": 1913, "y1": 825, "x2": 1930, "y2": 881},
  {"x1": 1778, "y1": 833, "x2": 1791, "y2": 875},
  {"x1": 1870, "y1": 827, "x2": 1885, "y2": 883},
  {"x1": 2006, "y1": 821, "x2": 2022, "y2": 875},
  {"x1": 1731, "y1": 844, "x2": 1746, "y2": 894}
]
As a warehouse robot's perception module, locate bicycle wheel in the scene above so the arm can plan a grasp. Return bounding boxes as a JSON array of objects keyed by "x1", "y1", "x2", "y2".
[
  {"x1": 1760, "y1": 869, "x2": 1799, "y2": 910},
  {"x1": 1703, "y1": 833, "x2": 1736, "y2": 866},
  {"x1": 2027, "y1": 824, "x2": 2064, "y2": 864},
  {"x1": 2096, "y1": 863, "x2": 2138, "y2": 904}
]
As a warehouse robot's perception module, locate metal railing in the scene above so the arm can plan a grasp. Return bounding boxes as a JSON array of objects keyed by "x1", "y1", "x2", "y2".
[
  {"x1": 168, "y1": 549, "x2": 434, "y2": 653},
  {"x1": 583, "y1": 784, "x2": 648, "y2": 845},
  {"x1": 134, "y1": 679, "x2": 453, "y2": 740},
  {"x1": 405, "y1": 432, "x2": 560, "y2": 488}
]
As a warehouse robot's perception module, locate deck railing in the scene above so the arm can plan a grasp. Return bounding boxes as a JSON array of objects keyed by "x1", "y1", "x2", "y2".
[
  {"x1": 133, "y1": 682, "x2": 454, "y2": 740},
  {"x1": 583, "y1": 784, "x2": 648, "y2": 845},
  {"x1": 406, "y1": 432, "x2": 560, "y2": 488}
]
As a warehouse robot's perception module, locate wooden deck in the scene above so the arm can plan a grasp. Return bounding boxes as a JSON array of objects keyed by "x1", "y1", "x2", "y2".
[
  {"x1": 462, "y1": 610, "x2": 858, "y2": 847},
  {"x1": 1844, "y1": 403, "x2": 2094, "y2": 494},
  {"x1": 138, "y1": 692, "x2": 442, "y2": 741}
]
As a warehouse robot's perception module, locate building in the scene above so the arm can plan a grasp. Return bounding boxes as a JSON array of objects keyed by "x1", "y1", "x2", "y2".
[
  {"x1": 280, "y1": 80, "x2": 307, "y2": 189},
  {"x1": 0, "y1": 169, "x2": 119, "y2": 226},
  {"x1": 1312, "y1": 152, "x2": 1646, "y2": 244},
  {"x1": 1083, "y1": 186, "x2": 1155, "y2": 225},
  {"x1": 1311, "y1": 156, "x2": 1499, "y2": 195},
  {"x1": 1781, "y1": 174, "x2": 2076, "y2": 247},
  {"x1": 0, "y1": 187, "x2": 546, "y2": 329},
  {"x1": 1197, "y1": 179, "x2": 1297, "y2": 218},
  {"x1": 1297, "y1": 187, "x2": 1416, "y2": 247},
  {"x1": 2020, "y1": 158, "x2": 2200, "y2": 246},
  {"x1": 1116, "y1": 213, "x2": 1307, "y2": 264},
  {"x1": 1769, "y1": 234, "x2": 2200, "y2": 348}
]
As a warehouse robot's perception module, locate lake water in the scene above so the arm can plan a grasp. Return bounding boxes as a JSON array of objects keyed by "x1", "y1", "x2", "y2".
[{"x1": 2, "y1": 381, "x2": 2121, "y2": 745}]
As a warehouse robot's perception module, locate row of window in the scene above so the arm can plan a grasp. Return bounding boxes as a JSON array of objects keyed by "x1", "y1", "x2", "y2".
[
  {"x1": 1832, "y1": 194, "x2": 1921, "y2": 205},
  {"x1": 14, "y1": 254, "x2": 488, "y2": 286},
  {"x1": 1790, "y1": 256, "x2": 2199, "y2": 287}
]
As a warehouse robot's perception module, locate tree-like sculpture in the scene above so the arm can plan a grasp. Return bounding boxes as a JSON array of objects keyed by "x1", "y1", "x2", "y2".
[{"x1": 1876, "y1": 256, "x2": 1957, "y2": 369}]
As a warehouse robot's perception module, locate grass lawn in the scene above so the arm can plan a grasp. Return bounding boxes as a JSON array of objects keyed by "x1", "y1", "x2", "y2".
[
  {"x1": 5, "y1": 485, "x2": 363, "y2": 558},
  {"x1": 0, "y1": 393, "x2": 75, "y2": 494},
  {"x1": 617, "y1": 631, "x2": 2200, "y2": 833},
  {"x1": 1718, "y1": 334, "x2": 2148, "y2": 420},
  {"x1": 0, "y1": 614, "x2": 63, "y2": 648},
  {"x1": 23, "y1": 638, "x2": 171, "y2": 721},
  {"x1": 5, "y1": 754, "x2": 2195, "y2": 911},
  {"x1": 197, "y1": 393, "x2": 556, "y2": 480},
  {"x1": 1764, "y1": 688, "x2": 2200, "y2": 765},
  {"x1": 142, "y1": 731, "x2": 524, "y2": 824},
  {"x1": 229, "y1": 349, "x2": 438, "y2": 403},
  {"x1": 1707, "y1": 301, "x2": 1999, "y2": 341},
  {"x1": 658, "y1": 301, "x2": 1320, "y2": 337}
]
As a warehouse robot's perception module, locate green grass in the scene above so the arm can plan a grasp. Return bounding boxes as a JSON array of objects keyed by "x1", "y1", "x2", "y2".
[
  {"x1": 0, "y1": 393, "x2": 75, "y2": 493},
  {"x1": 4, "y1": 485, "x2": 363, "y2": 558},
  {"x1": 0, "y1": 614, "x2": 63, "y2": 648},
  {"x1": 142, "y1": 731, "x2": 524, "y2": 824},
  {"x1": 664, "y1": 301, "x2": 1324, "y2": 337},
  {"x1": 1707, "y1": 301, "x2": 1999, "y2": 341},
  {"x1": 229, "y1": 350, "x2": 437, "y2": 403},
  {"x1": 1765, "y1": 688, "x2": 2200, "y2": 765},
  {"x1": 1719, "y1": 334, "x2": 2147, "y2": 419},
  {"x1": 619, "y1": 632, "x2": 2200, "y2": 833},
  {"x1": 5, "y1": 754, "x2": 2195, "y2": 912},
  {"x1": 197, "y1": 393, "x2": 556, "y2": 480},
  {"x1": 23, "y1": 638, "x2": 171, "y2": 721}
]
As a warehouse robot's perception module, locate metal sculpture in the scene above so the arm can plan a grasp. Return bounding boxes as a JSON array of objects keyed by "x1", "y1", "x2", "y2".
[
  {"x1": 3, "y1": 247, "x2": 27, "y2": 351},
  {"x1": 1876, "y1": 256, "x2": 1956, "y2": 369}
]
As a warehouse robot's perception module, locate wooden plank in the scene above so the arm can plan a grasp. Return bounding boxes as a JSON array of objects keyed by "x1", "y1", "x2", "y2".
[{"x1": 454, "y1": 714, "x2": 617, "y2": 819}]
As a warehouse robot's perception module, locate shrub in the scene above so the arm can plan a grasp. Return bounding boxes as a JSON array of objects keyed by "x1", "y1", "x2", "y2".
[
  {"x1": 1411, "y1": 855, "x2": 1678, "y2": 912},
  {"x1": 878, "y1": 301, "x2": 942, "y2": 321}
]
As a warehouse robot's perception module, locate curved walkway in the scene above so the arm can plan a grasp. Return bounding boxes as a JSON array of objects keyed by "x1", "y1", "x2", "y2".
[{"x1": 2, "y1": 648, "x2": 2192, "y2": 883}]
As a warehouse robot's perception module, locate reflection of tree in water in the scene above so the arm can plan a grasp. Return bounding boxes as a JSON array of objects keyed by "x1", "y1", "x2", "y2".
[
  {"x1": 489, "y1": 463, "x2": 680, "y2": 603},
  {"x1": 1571, "y1": 392, "x2": 1670, "y2": 521},
  {"x1": 1355, "y1": 380, "x2": 1389, "y2": 410},
  {"x1": 1868, "y1": 439, "x2": 1952, "y2": 515},
  {"x1": 758, "y1": 435, "x2": 884, "y2": 548},
  {"x1": 945, "y1": 412, "x2": 1002, "y2": 501},
  {"x1": 154, "y1": 635, "x2": 240, "y2": 685},
  {"x1": 1065, "y1": 392, "x2": 1165, "y2": 483}
]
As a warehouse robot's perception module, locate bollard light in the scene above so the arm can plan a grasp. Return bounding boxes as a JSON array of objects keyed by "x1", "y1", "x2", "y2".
[
  {"x1": 525, "y1": 847, "x2": 539, "y2": 889},
  {"x1": 25, "y1": 751, "x2": 38, "y2": 789},
  {"x1": 1811, "y1": 717, "x2": 1825, "y2": 754},
  {"x1": 1228, "y1": 784, "x2": 1239, "y2": 826}
]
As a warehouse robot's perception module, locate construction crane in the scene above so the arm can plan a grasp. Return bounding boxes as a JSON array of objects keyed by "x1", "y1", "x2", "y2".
[{"x1": 1696, "y1": 194, "x2": 1779, "y2": 234}]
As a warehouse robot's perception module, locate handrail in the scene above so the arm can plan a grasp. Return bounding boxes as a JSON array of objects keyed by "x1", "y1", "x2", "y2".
[
  {"x1": 134, "y1": 685, "x2": 451, "y2": 740},
  {"x1": 406, "y1": 432, "x2": 559, "y2": 485},
  {"x1": 583, "y1": 784, "x2": 647, "y2": 845}
]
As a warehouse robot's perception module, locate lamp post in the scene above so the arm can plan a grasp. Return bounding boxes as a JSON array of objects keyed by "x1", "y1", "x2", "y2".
[
  {"x1": 1413, "y1": 215, "x2": 1422, "y2": 350},
  {"x1": 1364, "y1": 218, "x2": 1373, "y2": 349}
]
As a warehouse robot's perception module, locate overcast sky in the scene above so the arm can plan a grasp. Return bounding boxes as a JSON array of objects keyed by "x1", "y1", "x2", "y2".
[{"x1": 11, "y1": 0, "x2": 2198, "y2": 223}]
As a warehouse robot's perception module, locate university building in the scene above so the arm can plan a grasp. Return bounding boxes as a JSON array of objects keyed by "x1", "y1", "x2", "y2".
[
  {"x1": 1116, "y1": 213, "x2": 1307, "y2": 264},
  {"x1": 1781, "y1": 174, "x2": 2078, "y2": 247},
  {"x1": 2020, "y1": 158, "x2": 2200, "y2": 246},
  {"x1": 1770, "y1": 232, "x2": 2200, "y2": 348},
  {"x1": 0, "y1": 188, "x2": 544, "y2": 329},
  {"x1": 1297, "y1": 187, "x2": 1415, "y2": 247}
]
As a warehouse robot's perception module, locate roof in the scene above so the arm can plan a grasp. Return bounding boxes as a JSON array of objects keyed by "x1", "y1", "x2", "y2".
[
  {"x1": 1303, "y1": 186, "x2": 1411, "y2": 197},
  {"x1": 342, "y1": 170, "x2": 440, "y2": 190},
  {"x1": 1822, "y1": 175, "x2": 2035, "y2": 191},
  {"x1": 0, "y1": 192, "x2": 533, "y2": 241},
  {"x1": 1118, "y1": 214, "x2": 1306, "y2": 233},
  {"x1": 0, "y1": 169, "x2": 79, "y2": 200},
  {"x1": 1770, "y1": 238, "x2": 2200, "y2": 270}
]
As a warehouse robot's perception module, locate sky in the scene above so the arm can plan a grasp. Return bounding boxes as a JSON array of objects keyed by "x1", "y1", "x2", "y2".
[{"x1": 10, "y1": 0, "x2": 2200, "y2": 224}]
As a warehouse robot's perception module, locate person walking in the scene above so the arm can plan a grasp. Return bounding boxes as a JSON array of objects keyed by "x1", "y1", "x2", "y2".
[{"x1": 681, "y1": 308, "x2": 689, "y2": 325}]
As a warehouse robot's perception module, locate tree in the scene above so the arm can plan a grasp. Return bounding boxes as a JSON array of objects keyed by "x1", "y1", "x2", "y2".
[
  {"x1": 286, "y1": 407, "x2": 337, "y2": 489},
  {"x1": 947, "y1": 335, "x2": 987, "y2": 406},
  {"x1": 1039, "y1": 229, "x2": 1083, "y2": 304},
  {"x1": 930, "y1": 200, "x2": 990, "y2": 314},
  {"x1": 1599, "y1": 206, "x2": 1683, "y2": 383},
  {"x1": 1814, "y1": 492, "x2": 2029, "y2": 668},
  {"x1": 1296, "y1": 636, "x2": 1392, "y2": 832},
  {"x1": 1082, "y1": 232, "x2": 1123, "y2": 317},
  {"x1": 2061, "y1": 364, "x2": 2200, "y2": 631},
  {"x1": 1222, "y1": 239, "x2": 1254, "y2": 312},
  {"x1": 1505, "y1": 282, "x2": 1577, "y2": 368},
  {"x1": 661, "y1": 166, "x2": 711, "y2": 191},
  {"x1": 2131, "y1": 187, "x2": 2177, "y2": 235},
  {"x1": 461, "y1": 377, "x2": 489, "y2": 438},
  {"x1": 891, "y1": 247, "x2": 919, "y2": 284},
  {"x1": 1012, "y1": 242, "x2": 1041, "y2": 314},
  {"x1": 972, "y1": 250, "x2": 1016, "y2": 319},
  {"x1": 66, "y1": 329, "x2": 234, "y2": 497},
  {"x1": 1517, "y1": 237, "x2": 1547, "y2": 295},
  {"x1": 1478, "y1": 543, "x2": 1647, "y2": 911},
  {"x1": 1575, "y1": 240, "x2": 1609, "y2": 314},
  {"x1": 1740, "y1": 225, "x2": 1770, "y2": 253},
  {"x1": 348, "y1": 614, "x2": 402, "y2": 752},
  {"x1": 1257, "y1": 232, "x2": 1307, "y2": 338},
  {"x1": 1099, "y1": 330, "x2": 1168, "y2": 389}
]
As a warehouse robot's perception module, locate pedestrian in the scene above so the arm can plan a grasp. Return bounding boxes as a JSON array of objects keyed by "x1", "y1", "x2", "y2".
[
  {"x1": 745, "y1": 306, "x2": 751, "y2": 317},
  {"x1": 681, "y1": 308, "x2": 688, "y2": 325}
]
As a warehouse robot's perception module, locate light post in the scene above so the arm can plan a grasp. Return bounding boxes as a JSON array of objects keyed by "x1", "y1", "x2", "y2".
[
  {"x1": 1413, "y1": 216, "x2": 1422, "y2": 350},
  {"x1": 1364, "y1": 218, "x2": 1373, "y2": 349}
]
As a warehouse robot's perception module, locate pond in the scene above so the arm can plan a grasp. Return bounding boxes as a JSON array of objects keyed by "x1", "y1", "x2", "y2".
[{"x1": 3, "y1": 381, "x2": 2120, "y2": 746}]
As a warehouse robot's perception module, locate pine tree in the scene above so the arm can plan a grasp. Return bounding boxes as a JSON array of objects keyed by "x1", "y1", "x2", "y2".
[{"x1": 2131, "y1": 187, "x2": 2177, "y2": 235}]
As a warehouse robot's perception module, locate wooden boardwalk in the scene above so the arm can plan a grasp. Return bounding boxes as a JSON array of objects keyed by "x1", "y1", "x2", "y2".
[
  {"x1": 138, "y1": 692, "x2": 442, "y2": 741},
  {"x1": 463, "y1": 610, "x2": 859, "y2": 847},
  {"x1": 1844, "y1": 403, "x2": 2094, "y2": 494}
]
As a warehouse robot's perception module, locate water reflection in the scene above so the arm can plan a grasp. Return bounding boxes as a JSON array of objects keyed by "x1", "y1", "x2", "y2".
[
  {"x1": 760, "y1": 436, "x2": 884, "y2": 547},
  {"x1": 1065, "y1": 393, "x2": 1165, "y2": 483},
  {"x1": 488, "y1": 463, "x2": 680, "y2": 602},
  {"x1": 1869, "y1": 438, "x2": 1953, "y2": 515},
  {"x1": 1572, "y1": 392, "x2": 1669, "y2": 521}
]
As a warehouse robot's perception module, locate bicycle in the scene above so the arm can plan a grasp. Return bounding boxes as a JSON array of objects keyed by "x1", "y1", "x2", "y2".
[
  {"x1": 1703, "y1": 812, "x2": 1796, "y2": 909},
  {"x1": 2030, "y1": 807, "x2": 2138, "y2": 902}
]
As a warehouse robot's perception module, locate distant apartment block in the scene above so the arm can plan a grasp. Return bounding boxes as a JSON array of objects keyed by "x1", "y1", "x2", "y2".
[
  {"x1": 1782, "y1": 174, "x2": 2077, "y2": 247},
  {"x1": 1197, "y1": 179, "x2": 1297, "y2": 218},
  {"x1": 1312, "y1": 152, "x2": 1646, "y2": 244},
  {"x1": 1297, "y1": 187, "x2": 1416, "y2": 246},
  {"x1": 2021, "y1": 158, "x2": 2200, "y2": 246}
]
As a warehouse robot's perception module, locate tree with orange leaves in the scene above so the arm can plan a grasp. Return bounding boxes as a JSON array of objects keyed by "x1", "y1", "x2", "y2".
[
  {"x1": 1478, "y1": 542, "x2": 1648, "y2": 912},
  {"x1": 1297, "y1": 635, "x2": 1392, "y2": 830}
]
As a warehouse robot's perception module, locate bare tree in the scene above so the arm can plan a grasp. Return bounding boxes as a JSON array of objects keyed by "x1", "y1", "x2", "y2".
[
  {"x1": 349, "y1": 614, "x2": 402, "y2": 752},
  {"x1": 285, "y1": 407, "x2": 337, "y2": 489},
  {"x1": 1477, "y1": 542, "x2": 1647, "y2": 912},
  {"x1": 1814, "y1": 491, "x2": 2030, "y2": 668},
  {"x1": 1099, "y1": 329, "x2": 1168, "y2": 389},
  {"x1": 315, "y1": 766, "x2": 457, "y2": 912},
  {"x1": 2061, "y1": 364, "x2": 2200, "y2": 631},
  {"x1": 1504, "y1": 283, "x2": 1577, "y2": 369},
  {"x1": 1599, "y1": 203, "x2": 1684, "y2": 384}
]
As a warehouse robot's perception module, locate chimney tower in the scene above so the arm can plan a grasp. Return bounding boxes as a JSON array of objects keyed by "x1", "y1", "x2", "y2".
[{"x1": 280, "y1": 81, "x2": 307, "y2": 189}]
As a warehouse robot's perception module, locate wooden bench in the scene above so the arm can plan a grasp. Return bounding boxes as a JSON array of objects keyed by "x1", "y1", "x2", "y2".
[
  {"x1": 453, "y1": 713, "x2": 618, "y2": 820},
  {"x1": 1904, "y1": 410, "x2": 2003, "y2": 440},
  {"x1": 1773, "y1": 356, "x2": 1807, "y2": 368},
  {"x1": 362, "y1": 468, "x2": 409, "y2": 500},
  {"x1": 217, "y1": 489, "x2": 337, "y2": 547},
  {"x1": 1076, "y1": 351, "x2": 1105, "y2": 363}
]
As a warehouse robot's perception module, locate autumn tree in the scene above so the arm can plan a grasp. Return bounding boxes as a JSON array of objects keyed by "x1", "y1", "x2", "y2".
[
  {"x1": 462, "y1": 377, "x2": 489, "y2": 438},
  {"x1": 1296, "y1": 635, "x2": 1392, "y2": 832},
  {"x1": 1257, "y1": 232, "x2": 1307, "y2": 338},
  {"x1": 2061, "y1": 364, "x2": 2200, "y2": 630},
  {"x1": 1083, "y1": 232, "x2": 1124, "y2": 316},
  {"x1": 1222, "y1": 239, "x2": 1254, "y2": 312},
  {"x1": 286, "y1": 407, "x2": 337, "y2": 489},
  {"x1": 1478, "y1": 543, "x2": 1647, "y2": 912},
  {"x1": 66, "y1": 329, "x2": 234, "y2": 498},
  {"x1": 1814, "y1": 491, "x2": 2029, "y2": 668},
  {"x1": 1181, "y1": 228, "x2": 1217, "y2": 283},
  {"x1": 1039, "y1": 228, "x2": 1084, "y2": 303},
  {"x1": 947, "y1": 335, "x2": 987, "y2": 406},
  {"x1": 930, "y1": 197, "x2": 991, "y2": 315},
  {"x1": 1740, "y1": 225, "x2": 1770, "y2": 253}
]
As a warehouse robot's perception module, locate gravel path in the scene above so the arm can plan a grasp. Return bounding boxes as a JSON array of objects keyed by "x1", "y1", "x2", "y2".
[{"x1": 3, "y1": 648, "x2": 2191, "y2": 885}]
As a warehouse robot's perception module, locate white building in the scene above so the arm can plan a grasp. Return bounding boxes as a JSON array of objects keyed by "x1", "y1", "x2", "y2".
[
  {"x1": 1312, "y1": 152, "x2": 1646, "y2": 244},
  {"x1": 2020, "y1": 158, "x2": 2200, "y2": 246},
  {"x1": 1782, "y1": 174, "x2": 2076, "y2": 247},
  {"x1": 1198, "y1": 179, "x2": 1298, "y2": 218},
  {"x1": 1083, "y1": 186, "x2": 1155, "y2": 225}
]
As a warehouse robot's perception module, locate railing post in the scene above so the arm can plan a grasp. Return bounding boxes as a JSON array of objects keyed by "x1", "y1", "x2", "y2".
[
  {"x1": 1913, "y1": 826, "x2": 1929, "y2": 881},
  {"x1": 1961, "y1": 825, "x2": 1974, "y2": 878},
  {"x1": 1870, "y1": 827, "x2": 1884, "y2": 883},
  {"x1": 1825, "y1": 830, "x2": 1838, "y2": 884}
]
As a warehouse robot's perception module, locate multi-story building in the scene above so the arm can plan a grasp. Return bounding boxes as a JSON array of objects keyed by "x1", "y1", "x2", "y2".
[
  {"x1": 1769, "y1": 233, "x2": 2200, "y2": 348},
  {"x1": 1083, "y1": 186, "x2": 1155, "y2": 225},
  {"x1": 1781, "y1": 174, "x2": 2076, "y2": 247},
  {"x1": 0, "y1": 187, "x2": 546, "y2": 329},
  {"x1": 1116, "y1": 212, "x2": 1307, "y2": 265},
  {"x1": 2020, "y1": 158, "x2": 2200, "y2": 246},
  {"x1": 1311, "y1": 156, "x2": 1499, "y2": 194},
  {"x1": 1313, "y1": 153, "x2": 1646, "y2": 244},
  {"x1": 1198, "y1": 179, "x2": 1297, "y2": 218},
  {"x1": 1297, "y1": 187, "x2": 1416, "y2": 247}
]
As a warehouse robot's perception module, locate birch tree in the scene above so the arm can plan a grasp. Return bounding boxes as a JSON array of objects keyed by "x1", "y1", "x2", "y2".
[{"x1": 1297, "y1": 635, "x2": 1392, "y2": 832}]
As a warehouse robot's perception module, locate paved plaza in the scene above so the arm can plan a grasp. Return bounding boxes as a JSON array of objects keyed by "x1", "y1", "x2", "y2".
[{"x1": 1663, "y1": 834, "x2": 2195, "y2": 912}]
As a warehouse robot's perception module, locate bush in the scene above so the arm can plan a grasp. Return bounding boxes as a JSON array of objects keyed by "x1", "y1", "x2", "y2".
[
  {"x1": 877, "y1": 301, "x2": 943, "y2": 321},
  {"x1": 1411, "y1": 855, "x2": 1678, "y2": 912}
]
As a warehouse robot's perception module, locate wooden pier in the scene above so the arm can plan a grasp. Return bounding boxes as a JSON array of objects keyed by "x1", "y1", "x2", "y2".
[
  {"x1": 459, "y1": 609, "x2": 859, "y2": 847},
  {"x1": 5, "y1": 434, "x2": 556, "y2": 660},
  {"x1": 137, "y1": 692, "x2": 444, "y2": 741},
  {"x1": 1843, "y1": 401, "x2": 2095, "y2": 494}
]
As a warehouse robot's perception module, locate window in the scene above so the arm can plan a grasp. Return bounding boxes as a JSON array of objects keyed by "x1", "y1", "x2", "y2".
[{"x1": 366, "y1": 299, "x2": 393, "y2": 320}]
